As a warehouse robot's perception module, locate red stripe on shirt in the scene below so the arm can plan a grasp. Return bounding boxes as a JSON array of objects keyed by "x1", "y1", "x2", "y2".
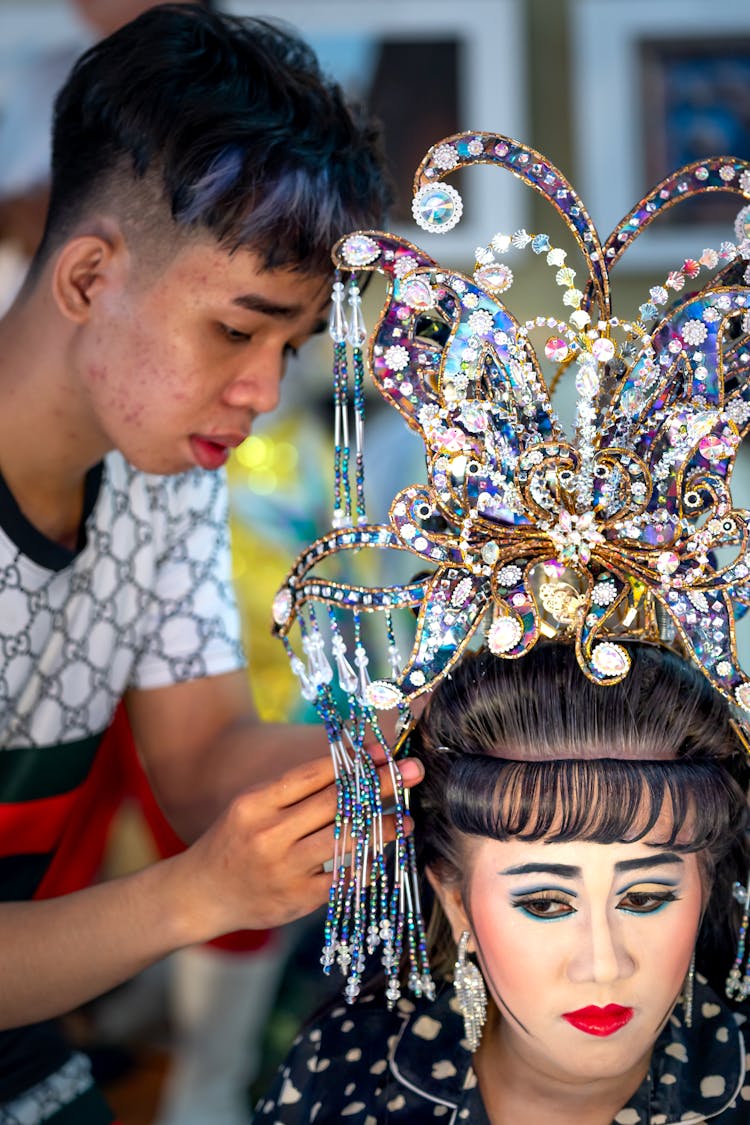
[{"x1": 0, "y1": 789, "x2": 82, "y2": 857}]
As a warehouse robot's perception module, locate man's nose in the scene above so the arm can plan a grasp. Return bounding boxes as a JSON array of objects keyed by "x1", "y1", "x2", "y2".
[{"x1": 223, "y1": 354, "x2": 283, "y2": 415}]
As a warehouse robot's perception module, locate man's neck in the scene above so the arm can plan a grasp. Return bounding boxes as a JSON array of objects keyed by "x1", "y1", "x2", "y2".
[
  {"x1": 0, "y1": 468, "x2": 89, "y2": 550},
  {"x1": 0, "y1": 291, "x2": 106, "y2": 546}
]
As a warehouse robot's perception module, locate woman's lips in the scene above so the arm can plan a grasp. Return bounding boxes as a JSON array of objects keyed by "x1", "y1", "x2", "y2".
[{"x1": 562, "y1": 1004, "x2": 634, "y2": 1037}]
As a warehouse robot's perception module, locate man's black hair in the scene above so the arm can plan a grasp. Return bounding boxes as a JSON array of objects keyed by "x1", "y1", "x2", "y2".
[{"x1": 37, "y1": 3, "x2": 390, "y2": 274}]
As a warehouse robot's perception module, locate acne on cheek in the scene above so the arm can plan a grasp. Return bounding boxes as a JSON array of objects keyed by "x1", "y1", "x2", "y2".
[{"x1": 123, "y1": 404, "x2": 144, "y2": 425}]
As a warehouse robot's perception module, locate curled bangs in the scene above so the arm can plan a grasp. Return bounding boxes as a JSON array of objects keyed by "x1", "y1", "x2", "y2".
[{"x1": 446, "y1": 756, "x2": 740, "y2": 855}]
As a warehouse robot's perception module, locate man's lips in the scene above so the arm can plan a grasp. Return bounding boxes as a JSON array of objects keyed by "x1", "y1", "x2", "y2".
[
  {"x1": 189, "y1": 433, "x2": 246, "y2": 470},
  {"x1": 562, "y1": 1005, "x2": 634, "y2": 1037}
]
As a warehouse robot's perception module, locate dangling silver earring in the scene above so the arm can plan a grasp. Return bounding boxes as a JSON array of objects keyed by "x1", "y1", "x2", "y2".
[
  {"x1": 454, "y1": 930, "x2": 487, "y2": 1052},
  {"x1": 682, "y1": 949, "x2": 696, "y2": 1028}
]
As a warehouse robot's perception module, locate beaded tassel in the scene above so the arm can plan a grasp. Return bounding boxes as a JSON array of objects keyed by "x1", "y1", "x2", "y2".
[
  {"x1": 329, "y1": 272, "x2": 369, "y2": 528},
  {"x1": 302, "y1": 609, "x2": 428, "y2": 1005},
  {"x1": 385, "y1": 611, "x2": 402, "y2": 679},
  {"x1": 330, "y1": 274, "x2": 351, "y2": 528},
  {"x1": 726, "y1": 877, "x2": 750, "y2": 1001},
  {"x1": 347, "y1": 278, "x2": 368, "y2": 525},
  {"x1": 328, "y1": 608, "x2": 359, "y2": 696}
]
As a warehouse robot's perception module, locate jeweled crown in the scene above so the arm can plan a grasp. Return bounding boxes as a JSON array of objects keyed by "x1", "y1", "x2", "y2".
[{"x1": 272, "y1": 133, "x2": 750, "y2": 1003}]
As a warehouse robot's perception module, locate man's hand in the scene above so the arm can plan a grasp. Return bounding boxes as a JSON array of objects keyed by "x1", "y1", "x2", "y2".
[
  {"x1": 174, "y1": 753, "x2": 425, "y2": 937},
  {"x1": 0, "y1": 752, "x2": 423, "y2": 1029}
]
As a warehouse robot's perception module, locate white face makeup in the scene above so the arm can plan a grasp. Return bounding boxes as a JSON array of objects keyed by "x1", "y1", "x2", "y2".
[{"x1": 437, "y1": 833, "x2": 703, "y2": 1085}]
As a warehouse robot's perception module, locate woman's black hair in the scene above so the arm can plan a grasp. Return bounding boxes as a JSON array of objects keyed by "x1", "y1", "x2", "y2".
[
  {"x1": 410, "y1": 642, "x2": 750, "y2": 990},
  {"x1": 35, "y1": 4, "x2": 390, "y2": 274}
]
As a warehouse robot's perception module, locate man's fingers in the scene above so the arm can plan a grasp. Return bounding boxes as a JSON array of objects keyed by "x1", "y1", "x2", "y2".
[
  {"x1": 272, "y1": 754, "x2": 336, "y2": 809},
  {"x1": 272, "y1": 753, "x2": 422, "y2": 813},
  {"x1": 298, "y1": 870, "x2": 336, "y2": 913},
  {"x1": 296, "y1": 822, "x2": 342, "y2": 871},
  {"x1": 377, "y1": 757, "x2": 423, "y2": 799},
  {"x1": 254, "y1": 754, "x2": 423, "y2": 862},
  {"x1": 287, "y1": 756, "x2": 423, "y2": 837},
  {"x1": 296, "y1": 812, "x2": 416, "y2": 876}
]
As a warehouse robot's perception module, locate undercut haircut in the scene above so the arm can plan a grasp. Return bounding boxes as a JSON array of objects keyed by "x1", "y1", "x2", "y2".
[{"x1": 34, "y1": 3, "x2": 390, "y2": 275}]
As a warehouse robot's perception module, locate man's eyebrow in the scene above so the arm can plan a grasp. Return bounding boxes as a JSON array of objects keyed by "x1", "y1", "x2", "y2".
[
  {"x1": 614, "y1": 852, "x2": 684, "y2": 875},
  {"x1": 233, "y1": 294, "x2": 304, "y2": 318},
  {"x1": 499, "y1": 863, "x2": 580, "y2": 878}
]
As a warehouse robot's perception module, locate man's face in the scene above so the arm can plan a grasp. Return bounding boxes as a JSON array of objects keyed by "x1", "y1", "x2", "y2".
[{"x1": 74, "y1": 239, "x2": 330, "y2": 475}]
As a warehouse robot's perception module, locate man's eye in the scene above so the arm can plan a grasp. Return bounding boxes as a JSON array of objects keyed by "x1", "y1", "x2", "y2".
[
  {"x1": 221, "y1": 324, "x2": 251, "y2": 343},
  {"x1": 513, "y1": 896, "x2": 575, "y2": 920},
  {"x1": 618, "y1": 890, "x2": 677, "y2": 915}
]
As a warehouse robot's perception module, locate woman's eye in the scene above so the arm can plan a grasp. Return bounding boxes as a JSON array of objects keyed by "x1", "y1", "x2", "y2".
[
  {"x1": 618, "y1": 890, "x2": 677, "y2": 914},
  {"x1": 513, "y1": 896, "x2": 575, "y2": 920}
]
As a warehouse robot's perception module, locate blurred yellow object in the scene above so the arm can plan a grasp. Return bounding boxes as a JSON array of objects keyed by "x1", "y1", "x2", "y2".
[{"x1": 228, "y1": 413, "x2": 332, "y2": 722}]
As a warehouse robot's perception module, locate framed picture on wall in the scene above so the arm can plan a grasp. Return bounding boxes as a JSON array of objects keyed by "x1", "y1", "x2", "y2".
[
  {"x1": 226, "y1": 0, "x2": 527, "y2": 265},
  {"x1": 641, "y1": 35, "x2": 750, "y2": 227},
  {"x1": 572, "y1": 0, "x2": 750, "y2": 268}
]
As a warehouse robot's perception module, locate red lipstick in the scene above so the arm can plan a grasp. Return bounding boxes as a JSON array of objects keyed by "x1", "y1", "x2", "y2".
[{"x1": 562, "y1": 1005, "x2": 634, "y2": 1037}]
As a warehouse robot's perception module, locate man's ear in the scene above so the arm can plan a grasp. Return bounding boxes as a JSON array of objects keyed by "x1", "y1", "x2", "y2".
[
  {"x1": 51, "y1": 225, "x2": 127, "y2": 324},
  {"x1": 426, "y1": 866, "x2": 474, "y2": 950}
]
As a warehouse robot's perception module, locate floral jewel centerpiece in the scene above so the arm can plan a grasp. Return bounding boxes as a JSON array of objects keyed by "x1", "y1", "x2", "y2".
[{"x1": 272, "y1": 133, "x2": 750, "y2": 1005}]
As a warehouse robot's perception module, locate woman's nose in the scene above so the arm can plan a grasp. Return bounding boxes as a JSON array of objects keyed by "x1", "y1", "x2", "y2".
[{"x1": 567, "y1": 912, "x2": 635, "y2": 985}]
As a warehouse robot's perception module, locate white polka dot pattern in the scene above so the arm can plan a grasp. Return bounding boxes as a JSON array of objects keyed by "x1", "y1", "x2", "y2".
[{"x1": 257, "y1": 979, "x2": 749, "y2": 1123}]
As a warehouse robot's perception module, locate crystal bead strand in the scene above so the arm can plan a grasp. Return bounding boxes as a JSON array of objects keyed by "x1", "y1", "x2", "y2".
[
  {"x1": 319, "y1": 688, "x2": 354, "y2": 976},
  {"x1": 726, "y1": 877, "x2": 750, "y2": 1001},
  {"x1": 347, "y1": 278, "x2": 368, "y2": 525},
  {"x1": 327, "y1": 607, "x2": 359, "y2": 696},
  {"x1": 385, "y1": 610, "x2": 402, "y2": 679},
  {"x1": 329, "y1": 273, "x2": 352, "y2": 528}
]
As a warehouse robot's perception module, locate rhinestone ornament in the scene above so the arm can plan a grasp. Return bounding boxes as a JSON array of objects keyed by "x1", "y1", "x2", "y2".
[
  {"x1": 590, "y1": 643, "x2": 630, "y2": 678},
  {"x1": 487, "y1": 617, "x2": 522, "y2": 654},
  {"x1": 365, "y1": 680, "x2": 405, "y2": 710},
  {"x1": 341, "y1": 233, "x2": 381, "y2": 266},
  {"x1": 412, "y1": 183, "x2": 463, "y2": 234},
  {"x1": 272, "y1": 588, "x2": 292, "y2": 626}
]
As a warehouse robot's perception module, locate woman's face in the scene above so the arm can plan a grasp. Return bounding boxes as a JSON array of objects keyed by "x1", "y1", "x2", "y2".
[{"x1": 435, "y1": 830, "x2": 704, "y2": 1084}]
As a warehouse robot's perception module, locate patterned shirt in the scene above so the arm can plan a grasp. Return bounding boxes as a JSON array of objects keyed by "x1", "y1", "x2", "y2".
[
  {"x1": 0, "y1": 451, "x2": 246, "y2": 1105},
  {"x1": 259, "y1": 976, "x2": 750, "y2": 1124}
]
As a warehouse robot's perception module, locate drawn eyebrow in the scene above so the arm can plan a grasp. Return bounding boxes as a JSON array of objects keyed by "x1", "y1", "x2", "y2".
[
  {"x1": 613, "y1": 852, "x2": 684, "y2": 875},
  {"x1": 499, "y1": 863, "x2": 580, "y2": 878},
  {"x1": 500, "y1": 852, "x2": 684, "y2": 880}
]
